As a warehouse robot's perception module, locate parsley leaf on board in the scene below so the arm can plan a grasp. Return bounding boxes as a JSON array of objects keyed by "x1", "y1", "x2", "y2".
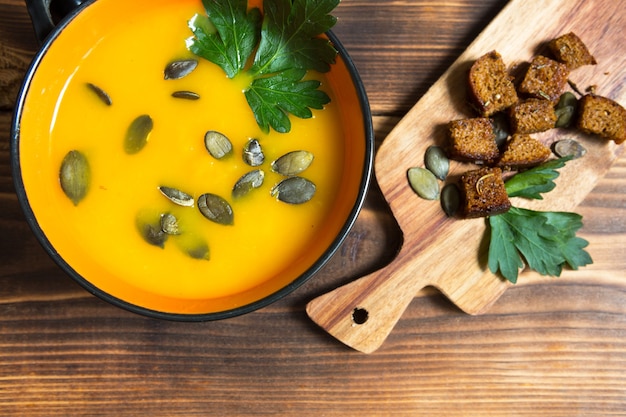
[
  {"x1": 489, "y1": 207, "x2": 592, "y2": 283},
  {"x1": 487, "y1": 157, "x2": 593, "y2": 283},
  {"x1": 504, "y1": 156, "x2": 573, "y2": 199},
  {"x1": 186, "y1": 0, "x2": 340, "y2": 133},
  {"x1": 488, "y1": 213, "x2": 525, "y2": 283},
  {"x1": 541, "y1": 211, "x2": 593, "y2": 270}
]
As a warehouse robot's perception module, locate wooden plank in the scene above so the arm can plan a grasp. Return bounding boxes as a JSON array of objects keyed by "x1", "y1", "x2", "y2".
[
  {"x1": 1, "y1": 0, "x2": 626, "y2": 415},
  {"x1": 307, "y1": 0, "x2": 626, "y2": 353}
]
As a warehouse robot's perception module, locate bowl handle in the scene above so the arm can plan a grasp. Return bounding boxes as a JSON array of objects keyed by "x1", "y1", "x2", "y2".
[{"x1": 25, "y1": 0, "x2": 86, "y2": 45}]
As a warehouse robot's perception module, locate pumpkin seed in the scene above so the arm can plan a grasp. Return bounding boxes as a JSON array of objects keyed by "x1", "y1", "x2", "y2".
[
  {"x1": 232, "y1": 169, "x2": 265, "y2": 198},
  {"x1": 204, "y1": 131, "x2": 233, "y2": 159},
  {"x1": 553, "y1": 138, "x2": 587, "y2": 159},
  {"x1": 185, "y1": 240, "x2": 210, "y2": 260},
  {"x1": 554, "y1": 92, "x2": 578, "y2": 128},
  {"x1": 490, "y1": 112, "x2": 510, "y2": 148},
  {"x1": 407, "y1": 167, "x2": 439, "y2": 200},
  {"x1": 243, "y1": 138, "x2": 264, "y2": 166},
  {"x1": 164, "y1": 59, "x2": 198, "y2": 80},
  {"x1": 172, "y1": 90, "x2": 200, "y2": 100},
  {"x1": 197, "y1": 193, "x2": 234, "y2": 225},
  {"x1": 441, "y1": 183, "x2": 461, "y2": 217},
  {"x1": 124, "y1": 114, "x2": 153, "y2": 154},
  {"x1": 158, "y1": 186, "x2": 194, "y2": 207},
  {"x1": 160, "y1": 213, "x2": 181, "y2": 235},
  {"x1": 556, "y1": 91, "x2": 578, "y2": 108},
  {"x1": 271, "y1": 150, "x2": 314, "y2": 176},
  {"x1": 424, "y1": 146, "x2": 449, "y2": 180},
  {"x1": 178, "y1": 234, "x2": 210, "y2": 260},
  {"x1": 86, "y1": 83, "x2": 112, "y2": 106},
  {"x1": 136, "y1": 215, "x2": 168, "y2": 248},
  {"x1": 554, "y1": 105, "x2": 575, "y2": 128},
  {"x1": 271, "y1": 177, "x2": 316, "y2": 204},
  {"x1": 59, "y1": 150, "x2": 90, "y2": 206}
]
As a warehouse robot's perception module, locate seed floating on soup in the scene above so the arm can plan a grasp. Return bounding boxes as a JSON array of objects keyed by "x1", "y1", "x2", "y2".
[
  {"x1": 59, "y1": 150, "x2": 91, "y2": 206},
  {"x1": 177, "y1": 233, "x2": 210, "y2": 261},
  {"x1": 204, "y1": 131, "x2": 233, "y2": 159},
  {"x1": 158, "y1": 186, "x2": 195, "y2": 207},
  {"x1": 124, "y1": 114, "x2": 153, "y2": 154},
  {"x1": 136, "y1": 213, "x2": 168, "y2": 248},
  {"x1": 164, "y1": 58, "x2": 198, "y2": 80},
  {"x1": 160, "y1": 213, "x2": 181, "y2": 235},
  {"x1": 176, "y1": 234, "x2": 210, "y2": 261},
  {"x1": 183, "y1": 241, "x2": 210, "y2": 260},
  {"x1": 232, "y1": 169, "x2": 265, "y2": 199},
  {"x1": 171, "y1": 90, "x2": 200, "y2": 100},
  {"x1": 86, "y1": 83, "x2": 112, "y2": 106},
  {"x1": 271, "y1": 177, "x2": 316, "y2": 204},
  {"x1": 242, "y1": 138, "x2": 264, "y2": 166},
  {"x1": 197, "y1": 193, "x2": 234, "y2": 225},
  {"x1": 271, "y1": 150, "x2": 314, "y2": 176}
]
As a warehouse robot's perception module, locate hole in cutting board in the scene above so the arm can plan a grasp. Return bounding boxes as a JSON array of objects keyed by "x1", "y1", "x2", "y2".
[{"x1": 352, "y1": 307, "x2": 369, "y2": 325}]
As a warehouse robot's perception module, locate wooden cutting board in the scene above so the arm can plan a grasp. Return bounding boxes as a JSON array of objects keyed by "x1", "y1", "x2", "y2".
[{"x1": 306, "y1": 0, "x2": 626, "y2": 353}]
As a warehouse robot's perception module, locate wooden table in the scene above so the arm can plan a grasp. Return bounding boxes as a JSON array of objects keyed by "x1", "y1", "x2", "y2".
[{"x1": 1, "y1": 0, "x2": 624, "y2": 415}]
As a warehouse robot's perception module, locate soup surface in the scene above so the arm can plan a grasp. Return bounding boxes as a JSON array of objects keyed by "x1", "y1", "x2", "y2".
[{"x1": 19, "y1": 0, "x2": 365, "y2": 314}]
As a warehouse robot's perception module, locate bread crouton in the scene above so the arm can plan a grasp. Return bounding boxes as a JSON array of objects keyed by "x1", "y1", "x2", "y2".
[
  {"x1": 508, "y1": 99, "x2": 557, "y2": 134},
  {"x1": 447, "y1": 117, "x2": 500, "y2": 163},
  {"x1": 577, "y1": 94, "x2": 626, "y2": 144},
  {"x1": 497, "y1": 134, "x2": 552, "y2": 169},
  {"x1": 459, "y1": 167, "x2": 511, "y2": 218},
  {"x1": 518, "y1": 55, "x2": 569, "y2": 102},
  {"x1": 548, "y1": 32, "x2": 596, "y2": 70},
  {"x1": 468, "y1": 51, "x2": 518, "y2": 116}
]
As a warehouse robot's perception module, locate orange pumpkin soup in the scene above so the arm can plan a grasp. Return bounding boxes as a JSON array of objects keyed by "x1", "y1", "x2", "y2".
[{"x1": 17, "y1": 0, "x2": 367, "y2": 315}]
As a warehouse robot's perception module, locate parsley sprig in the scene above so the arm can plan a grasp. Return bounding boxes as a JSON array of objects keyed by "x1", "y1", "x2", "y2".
[
  {"x1": 186, "y1": 0, "x2": 339, "y2": 133},
  {"x1": 187, "y1": 0, "x2": 261, "y2": 79},
  {"x1": 488, "y1": 157, "x2": 593, "y2": 283}
]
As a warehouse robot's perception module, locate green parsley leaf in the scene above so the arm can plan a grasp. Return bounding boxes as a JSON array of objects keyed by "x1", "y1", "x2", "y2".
[
  {"x1": 504, "y1": 156, "x2": 573, "y2": 199},
  {"x1": 249, "y1": 0, "x2": 339, "y2": 76},
  {"x1": 488, "y1": 213, "x2": 525, "y2": 283},
  {"x1": 488, "y1": 157, "x2": 593, "y2": 283},
  {"x1": 488, "y1": 207, "x2": 592, "y2": 283},
  {"x1": 187, "y1": 0, "x2": 261, "y2": 79},
  {"x1": 245, "y1": 68, "x2": 331, "y2": 133},
  {"x1": 490, "y1": 208, "x2": 566, "y2": 283},
  {"x1": 541, "y1": 211, "x2": 593, "y2": 270},
  {"x1": 186, "y1": 0, "x2": 339, "y2": 133}
]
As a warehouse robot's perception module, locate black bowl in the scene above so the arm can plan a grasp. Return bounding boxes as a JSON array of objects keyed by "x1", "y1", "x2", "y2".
[{"x1": 11, "y1": 0, "x2": 374, "y2": 320}]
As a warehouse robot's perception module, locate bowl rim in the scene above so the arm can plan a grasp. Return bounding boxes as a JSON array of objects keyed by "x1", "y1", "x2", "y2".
[{"x1": 10, "y1": 3, "x2": 375, "y2": 321}]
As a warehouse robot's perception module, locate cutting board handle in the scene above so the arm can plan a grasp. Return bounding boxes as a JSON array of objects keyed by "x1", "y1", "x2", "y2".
[{"x1": 306, "y1": 256, "x2": 430, "y2": 353}]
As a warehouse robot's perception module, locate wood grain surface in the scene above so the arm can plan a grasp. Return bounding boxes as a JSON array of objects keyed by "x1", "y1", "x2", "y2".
[
  {"x1": 307, "y1": 0, "x2": 626, "y2": 353},
  {"x1": 1, "y1": 0, "x2": 625, "y2": 416}
]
